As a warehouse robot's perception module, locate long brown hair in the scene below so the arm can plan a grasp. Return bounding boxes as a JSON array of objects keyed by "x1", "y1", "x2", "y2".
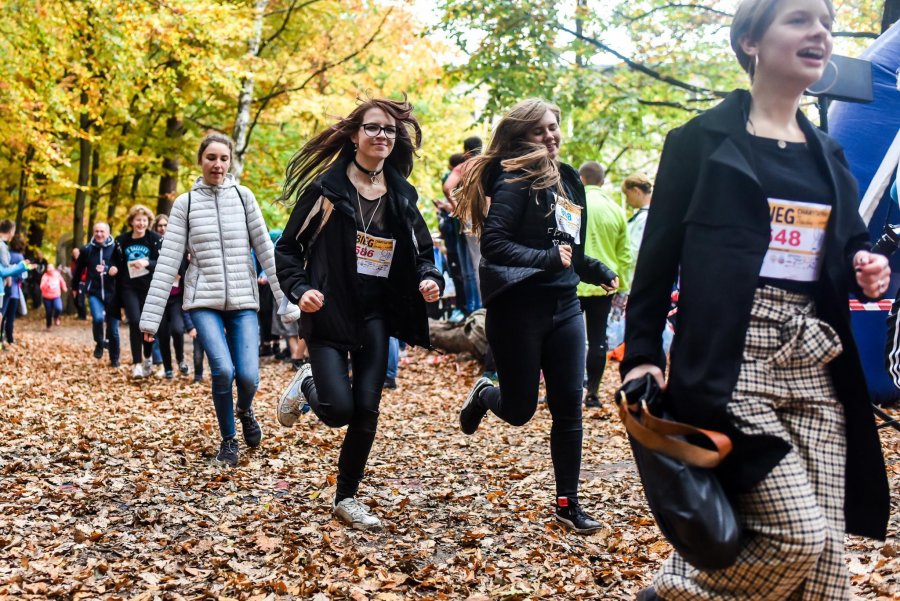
[
  {"x1": 281, "y1": 96, "x2": 422, "y2": 204},
  {"x1": 454, "y1": 99, "x2": 563, "y2": 238}
]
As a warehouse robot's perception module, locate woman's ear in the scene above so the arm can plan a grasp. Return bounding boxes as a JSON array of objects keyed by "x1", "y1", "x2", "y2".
[{"x1": 739, "y1": 34, "x2": 759, "y2": 61}]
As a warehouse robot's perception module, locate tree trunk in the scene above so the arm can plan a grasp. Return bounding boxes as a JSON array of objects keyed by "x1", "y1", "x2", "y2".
[
  {"x1": 231, "y1": 0, "x2": 269, "y2": 181},
  {"x1": 73, "y1": 91, "x2": 91, "y2": 249},
  {"x1": 108, "y1": 140, "x2": 127, "y2": 224},
  {"x1": 156, "y1": 115, "x2": 183, "y2": 216},
  {"x1": 88, "y1": 145, "x2": 100, "y2": 235},
  {"x1": 884, "y1": 0, "x2": 900, "y2": 32},
  {"x1": 15, "y1": 145, "x2": 35, "y2": 233}
]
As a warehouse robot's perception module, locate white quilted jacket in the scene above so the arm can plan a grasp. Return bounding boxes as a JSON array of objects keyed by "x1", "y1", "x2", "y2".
[{"x1": 140, "y1": 175, "x2": 299, "y2": 335}]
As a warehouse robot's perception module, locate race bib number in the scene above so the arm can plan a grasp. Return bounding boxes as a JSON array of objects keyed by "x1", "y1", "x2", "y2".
[
  {"x1": 356, "y1": 231, "x2": 395, "y2": 278},
  {"x1": 760, "y1": 199, "x2": 831, "y2": 282},
  {"x1": 554, "y1": 195, "x2": 582, "y2": 244}
]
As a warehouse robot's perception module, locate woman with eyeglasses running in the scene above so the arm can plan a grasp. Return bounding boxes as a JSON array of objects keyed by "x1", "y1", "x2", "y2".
[
  {"x1": 274, "y1": 97, "x2": 442, "y2": 530},
  {"x1": 454, "y1": 99, "x2": 618, "y2": 534},
  {"x1": 623, "y1": 0, "x2": 890, "y2": 598}
]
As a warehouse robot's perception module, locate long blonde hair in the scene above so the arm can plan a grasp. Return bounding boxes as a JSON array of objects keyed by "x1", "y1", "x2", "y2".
[{"x1": 454, "y1": 99, "x2": 564, "y2": 238}]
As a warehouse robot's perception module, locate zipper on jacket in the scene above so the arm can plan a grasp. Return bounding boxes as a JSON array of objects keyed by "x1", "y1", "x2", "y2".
[{"x1": 214, "y1": 188, "x2": 229, "y2": 309}]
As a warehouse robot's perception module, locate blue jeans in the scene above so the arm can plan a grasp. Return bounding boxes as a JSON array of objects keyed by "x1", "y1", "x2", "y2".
[
  {"x1": 386, "y1": 337, "x2": 399, "y2": 380},
  {"x1": 88, "y1": 294, "x2": 120, "y2": 364},
  {"x1": 456, "y1": 235, "x2": 481, "y2": 313},
  {"x1": 190, "y1": 309, "x2": 259, "y2": 440}
]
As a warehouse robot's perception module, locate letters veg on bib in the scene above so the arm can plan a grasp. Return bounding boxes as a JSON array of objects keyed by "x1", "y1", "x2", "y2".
[{"x1": 760, "y1": 198, "x2": 832, "y2": 282}]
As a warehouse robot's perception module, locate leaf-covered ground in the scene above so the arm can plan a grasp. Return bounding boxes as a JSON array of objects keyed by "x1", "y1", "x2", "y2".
[{"x1": 1, "y1": 315, "x2": 898, "y2": 600}]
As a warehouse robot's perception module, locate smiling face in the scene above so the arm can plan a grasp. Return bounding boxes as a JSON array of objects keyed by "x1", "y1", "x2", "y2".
[
  {"x1": 523, "y1": 109, "x2": 562, "y2": 160},
  {"x1": 92, "y1": 223, "x2": 110, "y2": 244},
  {"x1": 743, "y1": 0, "x2": 833, "y2": 89},
  {"x1": 351, "y1": 107, "x2": 396, "y2": 167},
  {"x1": 131, "y1": 214, "x2": 149, "y2": 236},
  {"x1": 200, "y1": 141, "x2": 232, "y2": 186}
]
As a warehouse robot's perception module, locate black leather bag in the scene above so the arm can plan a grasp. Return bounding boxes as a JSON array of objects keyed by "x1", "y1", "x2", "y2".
[{"x1": 616, "y1": 374, "x2": 741, "y2": 570}]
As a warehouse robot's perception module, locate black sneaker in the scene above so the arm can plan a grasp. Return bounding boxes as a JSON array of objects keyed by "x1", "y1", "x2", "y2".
[
  {"x1": 555, "y1": 498, "x2": 601, "y2": 534},
  {"x1": 259, "y1": 344, "x2": 274, "y2": 357},
  {"x1": 383, "y1": 377, "x2": 397, "y2": 390},
  {"x1": 460, "y1": 377, "x2": 493, "y2": 435},
  {"x1": 93, "y1": 343, "x2": 104, "y2": 359},
  {"x1": 585, "y1": 394, "x2": 601, "y2": 408},
  {"x1": 216, "y1": 438, "x2": 239, "y2": 467},
  {"x1": 636, "y1": 587, "x2": 660, "y2": 601},
  {"x1": 236, "y1": 407, "x2": 262, "y2": 448}
]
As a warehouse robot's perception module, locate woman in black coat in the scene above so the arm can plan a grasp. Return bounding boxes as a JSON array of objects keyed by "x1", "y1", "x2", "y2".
[
  {"x1": 454, "y1": 99, "x2": 618, "y2": 534},
  {"x1": 623, "y1": 0, "x2": 890, "y2": 598},
  {"x1": 274, "y1": 98, "x2": 442, "y2": 531}
]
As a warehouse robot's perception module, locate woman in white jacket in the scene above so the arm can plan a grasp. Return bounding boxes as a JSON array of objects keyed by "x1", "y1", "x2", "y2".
[{"x1": 140, "y1": 133, "x2": 300, "y2": 467}]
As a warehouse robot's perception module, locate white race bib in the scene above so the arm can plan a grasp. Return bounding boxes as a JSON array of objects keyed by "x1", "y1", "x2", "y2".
[
  {"x1": 356, "y1": 231, "x2": 395, "y2": 278},
  {"x1": 760, "y1": 198, "x2": 831, "y2": 282},
  {"x1": 554, "y1": 195, "x2": 582, "y2": 244}
]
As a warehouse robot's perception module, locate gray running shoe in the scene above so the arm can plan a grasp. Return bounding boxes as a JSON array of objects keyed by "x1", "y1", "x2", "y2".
[
  {"x1": 333, "y1": 497, "x2": 382, "y2": 530},
  {"x1": 277, "y1": 362, "x2": 312, "y2": 427}
]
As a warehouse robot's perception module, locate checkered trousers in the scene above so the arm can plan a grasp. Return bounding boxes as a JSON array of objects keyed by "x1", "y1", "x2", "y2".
[{"x1": 655, "y1": 286, "x2": 850, "y2": 601}]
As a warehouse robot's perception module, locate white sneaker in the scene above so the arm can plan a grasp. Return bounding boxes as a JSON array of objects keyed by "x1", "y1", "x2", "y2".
[
  {"x1": 141, "y1": 358, "x2": 153, "y2": 378},
  {"x1": 276, "y1": 362, "x2": 312, "y2": 427},
  {"x1": 132, "y1": 364, "x2": 145, "y2": 379},
  {"x1": 333, "y1": 497, "x2": 382, "y2": 530}
]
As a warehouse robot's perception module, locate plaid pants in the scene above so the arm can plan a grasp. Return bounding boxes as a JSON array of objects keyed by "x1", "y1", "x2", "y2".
[{"x1": 656, "y1": 286, "x2": 850, "y2": 601}]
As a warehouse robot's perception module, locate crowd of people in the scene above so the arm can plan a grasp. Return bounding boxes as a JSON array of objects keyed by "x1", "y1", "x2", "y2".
[{"x1": 2, "y1": 0, "x2": 894, "y2": 598}]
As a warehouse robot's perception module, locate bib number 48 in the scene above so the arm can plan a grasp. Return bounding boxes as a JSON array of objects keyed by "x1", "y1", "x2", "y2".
[{"x1": 771, "y1": 228, "x2": 802, "y2": 247}]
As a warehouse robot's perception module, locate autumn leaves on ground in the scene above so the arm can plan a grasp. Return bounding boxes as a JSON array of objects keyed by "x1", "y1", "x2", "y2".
[{"x1": 1, "y1": 315, "x2": 899, "y2": 600}]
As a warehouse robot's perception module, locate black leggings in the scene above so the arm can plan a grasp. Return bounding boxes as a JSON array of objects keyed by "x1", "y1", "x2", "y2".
[
  {"x1": 580, "y1": 295, "x2": 613, "y2": 397},
  {"x1": 156, "y1": 296, "x2": 185, "y2": 371},
  {"x1": 120, "y1": 286, "x2": 154, "y2": 364},
  {"x1": 480, "y1": 290, "x2": 585, "y2": 501},
  {"x1": 303, "y1": 318, "x2": 389, "y2": 502}
]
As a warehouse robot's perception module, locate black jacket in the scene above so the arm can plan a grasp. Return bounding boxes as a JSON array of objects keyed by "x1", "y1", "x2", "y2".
[
  {"x1": 113, "y1": 231, "x2": 162, "y2": 292},
  {"x1": 621, "y1": 90, "x2": 889, "y2": 540},
  {"x1": 275, "y1": 159, "x2": 442, "y2": 351},
  {"x1": 74, "y1": 237, "x2": 117, "y2": 302},
  {"x1": 479, "y1": 162, "x2": 617, "y2": 304}
]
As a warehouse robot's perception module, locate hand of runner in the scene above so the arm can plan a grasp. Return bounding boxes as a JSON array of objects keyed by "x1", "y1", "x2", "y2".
[
  {"x1": 300, "y1": 289, "x2": 325, "y2": 312},
  {"x1": 853, "y1": 251, "x2": 890, "y2": 298},
  {"x1": 558, "y1": 244, "x2": 572, "y2": 268},
  {"x1": 622, "y1": 363, "x2": 666, "y2": 390},
  {"x1": 419, "y1": 279, "x2": 440, "y2": 303}
]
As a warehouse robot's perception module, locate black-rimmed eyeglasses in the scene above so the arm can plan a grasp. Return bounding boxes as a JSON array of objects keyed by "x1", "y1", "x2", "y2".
[{"x1": 361, "y1": 123, "x2": 398, "y2": 139}]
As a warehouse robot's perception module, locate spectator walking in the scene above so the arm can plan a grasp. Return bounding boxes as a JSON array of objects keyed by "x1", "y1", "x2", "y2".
[
  {"x1": 622, "y1": 173, "x2": 653, "y2": 262},
  {"x1": 40, "y1": 263, "x2": 66, "y2": 329},
  {"x1": 74, "y1": 222, "x2": 120, "y2": 366},
  {"x1": 114, "y1": 205, "x2": 162, "y2": 379},
  {"x1": 2, "y1": 237, "x2": 26, "y2": 344},
  {"x1": 576, "y1": 161, "x2": 633, "y2": 407},
  {"x1": 140, "y1": 133, "x2": 300, "y2": 467}
]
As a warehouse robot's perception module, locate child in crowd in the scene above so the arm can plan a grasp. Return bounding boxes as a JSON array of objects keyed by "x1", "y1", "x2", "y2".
[{"x1": 39, "y1": 263, "x2": 67, "y2": 329}]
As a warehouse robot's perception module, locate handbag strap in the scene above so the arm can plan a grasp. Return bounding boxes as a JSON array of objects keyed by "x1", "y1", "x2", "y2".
[{"x1": 616, "y1": 391, "x2": 733, "y2": 469}]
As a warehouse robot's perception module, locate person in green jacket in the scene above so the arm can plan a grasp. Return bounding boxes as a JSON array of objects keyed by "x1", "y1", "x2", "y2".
[{"x1": 576, "y1": 161, "x2": 633, "y2": 407}]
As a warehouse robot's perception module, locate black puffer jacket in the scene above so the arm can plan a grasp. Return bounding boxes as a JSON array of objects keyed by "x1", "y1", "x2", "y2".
[
  {"x1": 275, "y1": 158, "x2": 442, "y2": 351},
  {"x1": 479, "y1": 161, "x2": 617, "y2": 304}
]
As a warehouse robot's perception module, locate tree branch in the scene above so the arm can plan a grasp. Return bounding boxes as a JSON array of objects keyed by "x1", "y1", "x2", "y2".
[
  {"x1": 559, "y1": 24, "x2": 728, "y2": 97},
  {"x1": 833, "y1": 31, "x2": 878, "y2": 39},
  {"x1": 258, "y1": 0, "x2": 323, "y2": 56},
  {"x1": 620, "y1": 3, "x2": 731, "y2": 22}
]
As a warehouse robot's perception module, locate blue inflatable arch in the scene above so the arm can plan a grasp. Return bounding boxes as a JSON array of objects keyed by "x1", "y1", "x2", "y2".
[{"x1": 829, "y1": 21, "x2": 900, "y2": 404}]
